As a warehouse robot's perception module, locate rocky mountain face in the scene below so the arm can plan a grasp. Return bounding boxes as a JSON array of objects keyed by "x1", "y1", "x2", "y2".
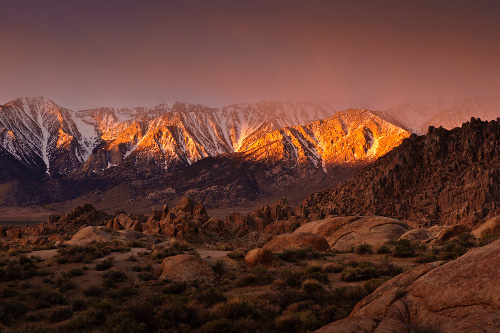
[
  {"x1": 301, "y1": 118, "x2": 500, "y2": 227},
  {"x1": 0, "y1": 97, "x2": 98, "y2": 178},
  {"x1": 0, "y1": 97, "x2": 335, "y2": 179},
  {"x1": 0, "y1": 97, "x2": 414, "y2": 207},
  {"x1": 386, "y1": 96, "x2": 500, "y2": 134},
  {"x1": 243, "y1": 109, "x2": 410, "y2": 173}
]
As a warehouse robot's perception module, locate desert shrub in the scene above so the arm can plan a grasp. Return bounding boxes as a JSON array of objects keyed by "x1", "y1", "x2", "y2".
[
  {"x1": 305, "y1": 266, "x2": 329, "y2": 284},
  {"x1": 131, "y1": 265, "x2": 143, "y2": 272},
  {"x1": 95, "y1": 257, "x2": 114, "y2": 271},
  {"x1": 18, "y1": 255, "x2": 33, "y2": 265},
  {"x1": 391, "y1": 239, "x2": 417, "y2": 258},
  {"x1": 48, "y1": 306, "x2": 73, "y2": 323},
  {"x1": 72, "y1": 299, "x2": 87, "y2": 312},
  {"x1": 478, "y1": 234, "x2": 499, "y2": 247},
  {"x1": 442, "y1": 233, "x2": 476, "y2": 260},
  {"x1": 354, "y1": 243, "x2": 372, "y2": 254},
  {"x1": 227, "y1": 248, "x2": 246, "y2": 260},
  {"x1": 64, "y1": 311, "x2": 98, "y2": 330},
  {"x1": 277, "y1": 247, "x2": 322, "y2": 262},
  {"x1": 83, "y1": 285, "x2": 102, "y2": 297},
  {"x1": 68, "y1": 268, "x2": 85, "y2": 277},
  {"x1": 377, "y1": 259, "x2": 403, "y2": 276},
  {"x1": 109, "y1": 286, "x2": 139, "y2": 299},
  {"x1": 212, "y1": 259, "x2": 225, "y2": 275},
  {"x1": 416, "y1": 253, "x2": 438, "y2": 263},
  {"x1": 201, "y1": 317, "x2": 261, "y2": 333},
  {"x1": 341, "y1": 264, "x2": 378, "y2": 282},
  {"x1": 30, "y1": 290, "x2": 67, "y2": 308},
  {"x1": 212, "y1": 299, "x2": 259, "y2": 320},
  {"x1": 152, "y1": 242, "x2": 194, "y2": 260},
  {"x1": 266, "y1": 287, "x2": 306, "y2": 310},
  {"x1": 157, "y1": 299, "x2": 204, "y2": 329},
  {"x1": 0, "y1": 257, "x2": 39, "y2": 281},
  {"x1": 341, "y1": 260, "x2": 402, "y2": 282},
  {"x1": 128, "y1": 254, "x2": 139, "y2": 262},
  {"x1": 126, "y1": 240, "x2": 147, "y2": 248},
  {"x1": 322, "y1": 262, "x2": 343, "y2": 273},
  {"x1": 64, "y1": 301, "x2": 114, "y2": 330},
  {"x1": 196, "y1": 287, "x2": 227, "y2": 307},
  {"x1": 275, "y1": 310, "x2": 320, "y2": 332},
  {"x1": 104, "y1": 312, "x2": 149, "y2": 333},
  {"x1": 56, "y1": 276, "x2": 77, "y2": 291},
  {"x1": 278, "y1": 270, "x2": 304, "y2": 288},
  {"x1": 302, "y1": 279, "x2": 325, "y2": 293},
  {"x1": 103, "y1": 270, "x2": 128, "y2": 283},
  {"x1": 377, "y1": 245, "x2": 392, "y2": 254},
  {"x1": 363, "y1": 277, "x2": 391, "y2": 294},
  {"x1": 162, "y1": 281, "x2": 188, "y2": 295},
  {"x1": 120, "y1": 300, "x2": 158, "y2": 331},
  {"x1": 236, "y1": 265, "x2": 273, "y2": 287},
  {"x1": 217, "y1": 243, "x2": 234, "y2": 251},
  {"x1": 137, "y1": 272, "x2": 156, "y2": 281},
  {"x1": 56, "y1": 244, "x2": 112, "y2": 264},
  {"x1": 26, "y1": 312, "x2": 45, "y2": 323},
  {"x1": 0, "y1": 299, "x2": 29, "y2": 323},
  {"x1": 0, "y1": 287, "x2": 18, "y2": 298}
]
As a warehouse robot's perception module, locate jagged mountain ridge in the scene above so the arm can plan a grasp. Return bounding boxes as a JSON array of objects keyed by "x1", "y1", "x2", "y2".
[
  {"x1": 0, "y1": 97, "x2": 336, "y2": 178},
  {"x1": 301, "y1": 117, "x2": 500, "y2": 227},
  {"x1": 1, "y1": 96, "x2": 498, "y2": 208},
  {"x1": 386, "y1": 96, "x2": 500, "y2": 134},
  {"x1": 243, "y1": 109, "x2": 410, "y2": 173},
  {"x1": 0, "y1": 97, "x2": 98, "y2": 177}
]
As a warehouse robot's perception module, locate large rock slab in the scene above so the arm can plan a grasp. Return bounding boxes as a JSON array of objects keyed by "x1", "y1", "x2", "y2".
[
  {"x1": 398, "y1": 228, "x2": 432, "y2": 241},
  {"x1": 160, "y1": 254, "x2": 215, "y2": 281},
  {"x1": 296, "y1": 216, "x2": 410, "y2": 251},
  {"x1": 244, "y1": 248, "x2": 275, "y2": 267},
  {"x1": 294, "y1": 217, "x2": 358, "y2": 237},
  {"x1": 471, "y1": 216, "x2": 500, "y2": 238},
  {"x1": 263, "y1": 232, "x2": 330, "y2": 252},
  {"x1": 315, "y1": 239, "x2": 500, "y2": 332}
]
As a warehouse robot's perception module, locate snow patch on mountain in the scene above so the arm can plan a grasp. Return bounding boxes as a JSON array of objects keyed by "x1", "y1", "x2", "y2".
[{"x1": 36, "y1": 109, "x2": 50, "y2": 174}]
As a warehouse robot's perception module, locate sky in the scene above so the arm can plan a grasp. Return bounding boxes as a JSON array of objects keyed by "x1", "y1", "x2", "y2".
[{"x1": 0, "y1": 0, "x2": 499, "y2": 110}]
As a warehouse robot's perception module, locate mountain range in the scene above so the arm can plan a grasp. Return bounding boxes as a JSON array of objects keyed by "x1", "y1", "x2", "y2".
[{"x1": 0, "y1": 96, "x2": 498, "y2": 209}]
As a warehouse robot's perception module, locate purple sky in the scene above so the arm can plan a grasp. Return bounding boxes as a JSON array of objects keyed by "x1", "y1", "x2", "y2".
[{"x1": 1, "y1": 0, "x2": 499, "y2": 110}]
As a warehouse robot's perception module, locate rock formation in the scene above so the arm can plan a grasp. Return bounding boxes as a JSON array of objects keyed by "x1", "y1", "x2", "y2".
[
  {"x1": 294, "y1": 216, "x2": 410, "y2": 251},
  {"x1": 315, "y1": 239, "x2": 500, "y2": 332},
  {"x1": 302, "y1": 118, "x2": 500, "y2": 227},
  {"x1": 263, "y1": 232, "x2": 330, "y2": 252}
]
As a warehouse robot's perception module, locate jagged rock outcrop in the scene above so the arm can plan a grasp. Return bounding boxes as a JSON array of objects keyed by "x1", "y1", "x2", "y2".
[
  {"x1": 106, "y1": 213, "x2": 145, "y2": 232},
  {"x1": 315, "y1": 239, "x2": 500, "y2": 333},
  {"x1": 223, "y1": 198, "x2": 302, "y2": 237},
  {"x1": 302, "y1": 118, "x2": 500, "y2": 227},
  {"x1": 143, "y1": 197, "x2": 211, "y2": 240}
]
